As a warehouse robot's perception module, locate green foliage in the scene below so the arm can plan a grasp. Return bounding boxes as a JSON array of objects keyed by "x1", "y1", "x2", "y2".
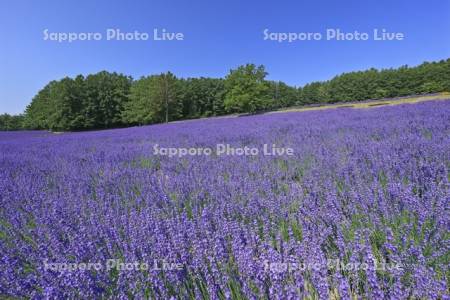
[
  {"x1": 23, "y1": 72, "x2": 131, "y2": 131},
  {"x1": 122, "y1": 72, "x2": 182, "y2": 125},
  {"x1": 297, "y1": 59, "x2": 450, "y2": 104},
  {"x1": 22, "y1": 71, "x2": 189, "y2": 130},
  {"x1": 83, "y1": 72, "x2": 132, "y2": 129},
  {"x1": 264, "y1": 81, "x2": 299, "y2": 109},
  {"x1": 17, "y1": 58, "x2": 450, "y2": 131},
  {"x1": 0, "y1": 114, "x2": 24, "y2": 131},
  {"x1": 224, "y1": 64, "x2": 270, "y2": 113},
  {"x1": 179, "y1": 77, "x2": 226, "y2": 118}
]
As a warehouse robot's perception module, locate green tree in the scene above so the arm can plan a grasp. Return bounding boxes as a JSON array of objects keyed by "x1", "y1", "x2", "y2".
[
  {"x1": 84, "y1": 71, "x2": 131, "y2": 129},
  {"x1": 21, "y1": 58, "x2": 450, "y2": 131},
  {"x1": 265, "y1": 81, "x2": 299, "y2": 109},
  {"x1": 23, "y1": 82, "x2": 54, "y2": 129},
  {"x1": 224, "y1": 64, "x2": 270, "y2": 113},
  {"x1": 122, "y1": 72, "x2": 182, "y2": 125},
  {"x1": 0, "y1": 114, "x2": 24, "y2": 131},
  {"x1": 179, "y1": 77, "x2": 226, "y2": 118},
  {"x1": 157, "y1": 72, "x2": 182, "y2": 123}
]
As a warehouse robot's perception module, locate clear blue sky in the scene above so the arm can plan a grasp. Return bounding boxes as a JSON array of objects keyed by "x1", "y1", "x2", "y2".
[{"x1": 1, "y1": 0, "x2": 449, "y2": 114}]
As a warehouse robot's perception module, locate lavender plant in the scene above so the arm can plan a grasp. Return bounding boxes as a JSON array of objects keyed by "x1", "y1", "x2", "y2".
[{"x1": 0, "y1": 101, "x2": 449, "y2": 299}]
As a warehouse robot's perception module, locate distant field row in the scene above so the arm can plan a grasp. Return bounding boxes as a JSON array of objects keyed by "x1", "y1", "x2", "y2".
[{"x1": 271, "y1": 92, "x2": 450, "y2": 114}]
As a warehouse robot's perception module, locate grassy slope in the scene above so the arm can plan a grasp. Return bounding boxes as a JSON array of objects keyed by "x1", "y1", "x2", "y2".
[{"x1": 270, "y1": 92, "x2": 450, "y2": 114}]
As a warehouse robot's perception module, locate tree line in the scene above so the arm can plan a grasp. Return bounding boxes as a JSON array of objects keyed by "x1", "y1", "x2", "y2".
[
  {"x1": 0, "y1": 114, "x2": 24, "y2": 131},
  {"x1": 1, "y1": 58, "x2": 449, "y2": 131}
]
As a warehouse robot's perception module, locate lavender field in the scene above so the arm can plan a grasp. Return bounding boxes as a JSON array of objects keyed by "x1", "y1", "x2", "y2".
[{"x1": 1, "y1": 100, "x2": 449, "y2": 299}]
